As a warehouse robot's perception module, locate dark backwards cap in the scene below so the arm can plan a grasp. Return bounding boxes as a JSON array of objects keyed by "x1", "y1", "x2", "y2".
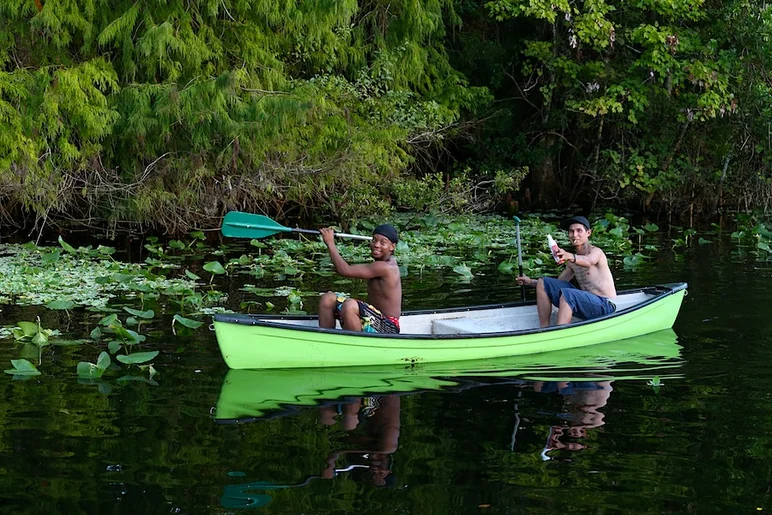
[
  {"x1": 560, "y1": 215, "x2": 591, "y2": 231},
  {"x1": 373, "y1": 224, "x2": 399, "y2": 244}
]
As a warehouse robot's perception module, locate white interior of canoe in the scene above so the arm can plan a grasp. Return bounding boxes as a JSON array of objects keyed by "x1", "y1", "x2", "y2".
[{"x1": 261, "y1": 290, "x2": 655, "y2": 335}]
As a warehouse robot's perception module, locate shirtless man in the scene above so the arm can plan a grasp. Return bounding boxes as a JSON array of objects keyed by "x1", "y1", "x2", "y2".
[
  {"x1": 516, "y1": 216, "x2": 616, "y2": 327},
  {"x1": 318, "y1": 224, "x2": 402, "y2": 333}
]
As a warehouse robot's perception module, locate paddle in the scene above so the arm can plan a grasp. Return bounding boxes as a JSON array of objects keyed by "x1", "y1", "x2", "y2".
[
  {"x1": 221, "y1": 211, "x2": 372, "y2": 241},
  {"x1": 513, "y1": 216, "x2": 525, "y2": 301},
  {"x1": 220, "y1": 465, "x2": 369, "y2": 509}
]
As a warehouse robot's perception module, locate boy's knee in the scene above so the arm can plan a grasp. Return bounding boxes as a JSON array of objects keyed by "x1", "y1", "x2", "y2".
[
  {"x1": 320, "y1": 291, "x2": 337, "y2": 308},
  {"x1": 340, "y1": 298, "x2": 359, "y2": 315}
]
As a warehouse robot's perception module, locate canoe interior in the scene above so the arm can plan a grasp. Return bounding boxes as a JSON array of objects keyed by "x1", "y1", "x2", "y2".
[{"x1": 238, "y1": 289, "x2": 657, "y2": 336}]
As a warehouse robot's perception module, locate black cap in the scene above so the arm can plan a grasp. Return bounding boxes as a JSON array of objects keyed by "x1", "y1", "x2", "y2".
[
  {"x1": 560, "y1": 216, "x2": 591, "y2": 231},
  {"x1": 373, "y1": 224, "x2": 399, "y2": 244}
]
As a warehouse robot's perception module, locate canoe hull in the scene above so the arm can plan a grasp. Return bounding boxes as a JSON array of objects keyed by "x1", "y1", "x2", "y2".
[
  {"x1": 213, "y1": 283, "x2": 687, "y2": 369},
  {"x1": 214, "y1": 328, "x2": 683, "y2": 421}
]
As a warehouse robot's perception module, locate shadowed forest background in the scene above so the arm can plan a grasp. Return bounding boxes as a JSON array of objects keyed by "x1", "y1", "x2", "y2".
[{"x1": 1, "y1": 0, "x2": 770, "y2": 235}]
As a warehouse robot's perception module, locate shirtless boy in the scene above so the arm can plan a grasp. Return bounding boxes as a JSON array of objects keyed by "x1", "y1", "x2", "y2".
[
  {"x1": 516, "y1": 215, "x2": 616, "y2": 327},
  {"x1": 318, "y1": 224, "x2": 402, "y2": 333}
]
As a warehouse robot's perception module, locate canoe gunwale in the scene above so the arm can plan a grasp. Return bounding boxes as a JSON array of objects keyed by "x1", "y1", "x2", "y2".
[{"x1": 213, "y1": 282, "x2": 687, "y2": 341}]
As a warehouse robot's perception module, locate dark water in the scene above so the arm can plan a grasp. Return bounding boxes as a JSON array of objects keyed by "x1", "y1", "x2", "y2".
[{"x1": 0, "y1": 238, "x2": 771, "y2": 514}]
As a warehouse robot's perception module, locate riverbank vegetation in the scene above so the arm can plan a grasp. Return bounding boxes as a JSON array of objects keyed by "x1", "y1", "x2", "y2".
[{"x1": 1, "y1": 1, "x2": 771, "y2": 236}]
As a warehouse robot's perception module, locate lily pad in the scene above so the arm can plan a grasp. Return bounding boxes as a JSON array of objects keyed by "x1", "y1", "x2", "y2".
[
  {"x1": 116, "y1": 351, "x2": 159, "y2": 365},
  {"x1": 123, "y1": 307, "x2": 155, "y2": 319},
  {"x1": 452, "y1": 264, "x2": 474, "y2": 280},
  {"x1": 46, "y1": 300, "x2": 76, "y2": 310},
  {"x1": 172, "y1": 314, "x2": 204, "y2": 329},
  {"x1": 4, "y1": 359, "x2": 42, "y2": 376},
  {"x1": 203, "y1": 261, "x2": 226, "y2": 275}
]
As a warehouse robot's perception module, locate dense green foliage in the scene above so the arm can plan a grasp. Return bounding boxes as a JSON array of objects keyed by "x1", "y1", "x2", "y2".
[
  {"x1": 0, "y1": 0, "x2": 491, "y2": 232},
  {"x1": 1, "y1": 1, "x2": 770, "y2": 234},
  {"x1": 453, "y1": 0, "x2": 772, "y2": 218}
]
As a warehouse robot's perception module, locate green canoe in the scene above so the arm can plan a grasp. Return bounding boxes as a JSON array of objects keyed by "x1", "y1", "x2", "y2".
[
  {"x1": 213, "y1": 283, "x2": 687, "y2": 369},
  {"x1": 213, "y1": 328, "x2": 683, "y2": 421}
]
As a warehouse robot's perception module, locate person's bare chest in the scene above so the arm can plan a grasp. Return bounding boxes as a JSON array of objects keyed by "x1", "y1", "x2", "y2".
[{"x1": 569, "y1": 263, "x2": 599, "y2": 287}]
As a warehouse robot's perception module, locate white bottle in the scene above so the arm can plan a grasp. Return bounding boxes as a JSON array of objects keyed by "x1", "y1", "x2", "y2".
[{"x1": 547, "y1": 234, "x2": 561, "y2": 263}]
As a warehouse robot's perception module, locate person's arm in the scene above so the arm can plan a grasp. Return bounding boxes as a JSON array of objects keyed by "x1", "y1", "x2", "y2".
[
  {"x1": 556, "y1": 246, "x2": 601, "y2": 268},
  {"x1": 556, "y1": 266, "x2": 574, "y2": 282},
  {"x1": 321, "y1": 228, "x2": 389, "y2": 279},
  {"x1": 516, "y1": 266, "x2": 573, "y2": 287}
]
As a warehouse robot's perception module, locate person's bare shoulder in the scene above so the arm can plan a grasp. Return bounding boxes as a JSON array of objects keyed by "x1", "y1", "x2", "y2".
[
  {"x1": 591, "y1": 246, "x2": 608, "y2": 262},
  {"x1": 369, "y1": 259, "x2": 397, "y2": 277}
]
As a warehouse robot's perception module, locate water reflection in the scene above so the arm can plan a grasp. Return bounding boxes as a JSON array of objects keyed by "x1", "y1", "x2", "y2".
[
  {"x1": 319, "y1": 395, "x2": 400, "y2": 487},
  {"x1": 216, "y1": 331, "x2": 684, "y2": 509},
  {"x1": 533, "y1": 380, "x2": 613, "y2": 460},
  {"x1": 220, "y1": 394, "x2": 402, "y2": 508}
]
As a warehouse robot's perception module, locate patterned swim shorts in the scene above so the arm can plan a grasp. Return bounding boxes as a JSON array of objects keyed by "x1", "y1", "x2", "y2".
[{"x1": 334, "y1": 294, "x2": 400, "y2": 334}]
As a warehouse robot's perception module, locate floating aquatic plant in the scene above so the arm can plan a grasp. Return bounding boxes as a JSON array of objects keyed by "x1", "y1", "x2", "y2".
[
  {"x1": 77, "y1": 351, "x2": 111, "y2": 379},
  {"x1": 4, "y1": 359, "x2": 42, "y2": 377}
]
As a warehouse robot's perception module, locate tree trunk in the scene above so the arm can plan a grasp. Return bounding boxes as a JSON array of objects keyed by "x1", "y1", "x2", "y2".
[{"x1": 532, "y1": 134, "x2": 560, "y2": 204}]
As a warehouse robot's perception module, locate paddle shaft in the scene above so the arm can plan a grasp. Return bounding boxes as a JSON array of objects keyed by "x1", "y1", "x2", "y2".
[
  {"x1": 289, "y1": 227, "x2": 372, "y2": 241},
  {"x1": 514, "y1": 216, "x2": 525, "y2": 301},
  {"x1": 225, "y1": 220, "x2": 371, "y2": 241}
]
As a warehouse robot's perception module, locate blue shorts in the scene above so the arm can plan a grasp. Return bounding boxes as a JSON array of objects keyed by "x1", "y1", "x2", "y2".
[{"x1": 541, "y1": 278, "x2": 616, "y2": 321}]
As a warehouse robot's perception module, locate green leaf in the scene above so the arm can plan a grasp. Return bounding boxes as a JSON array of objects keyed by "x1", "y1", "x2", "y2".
[
  {"x1": 99, "y1": 314, "x2": 119, "y2": 326},
  {"x1": 123, "y1": 307, "x2": 155, "y2": 319},
  {"x1": 46, "y1": 299, "x2": 76, "y2": 310},
  {"x1": 116, "y1": 351, "x2": 159, "y2": 364},
  {"x1": 16, "y1": 322, "x2": 39, "y2": 338},
  {"x1": 77, "y1": 362, "x2": 105, "y2": 379},
  {"x1": 185, "y1": 270, "x2": 200, "y2": 280},
  {"x1": 172, "y1": 314, "x2": 204, "y2": 329},
  {"x1": 58, "y1": 236, "x2": 78, "y2": 254},
  {"x1": 4, "y1": 359, "x2": 42, "y2": 376},
  {"x1": 108, "y1": 341, "x2": 122, "y2": 354},
  {"x1": 41, "y1": 251, "x2": 62, "y2": 264},
  {"x1": 112, "y1": 326, "x2": 145, "y2": 343},
  {"x1": 169, "y1": 240, "x2": 186, "y2": 250},
  {"x1": 96, "y1": 351, "x2": 111, "y2": 370},
  {"x1": 90, "y1": 327, "x2": 103, "y2": 340},
  {"x1": 31, "y1": 331, "x2": 49, "y2": 347},
  {"x1": 497, "y1": 261, "x2": 515, "y2": 274},
  {"x1": 452, "y1": 264, "x2": 473, "y2": 279},
  {"x1": 190, "y1": 231, "x2": 205, "y2": 240},
  {"x1": 203, "y1": 261, "x2": 226, "y2": 275}
]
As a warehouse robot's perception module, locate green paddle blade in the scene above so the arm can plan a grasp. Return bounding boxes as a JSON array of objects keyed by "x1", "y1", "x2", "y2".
[{"x1": 221, "y1": 212, "x2": 292, "y2": 239}]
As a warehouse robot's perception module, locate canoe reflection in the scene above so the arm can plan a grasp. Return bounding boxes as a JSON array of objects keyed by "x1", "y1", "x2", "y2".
[
  {"x1": 217, "y1": 330, "x2": 684, "y2": 508},
  {"x1": 213, "y1": 329, "x2": 682, "y2": 423}
]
